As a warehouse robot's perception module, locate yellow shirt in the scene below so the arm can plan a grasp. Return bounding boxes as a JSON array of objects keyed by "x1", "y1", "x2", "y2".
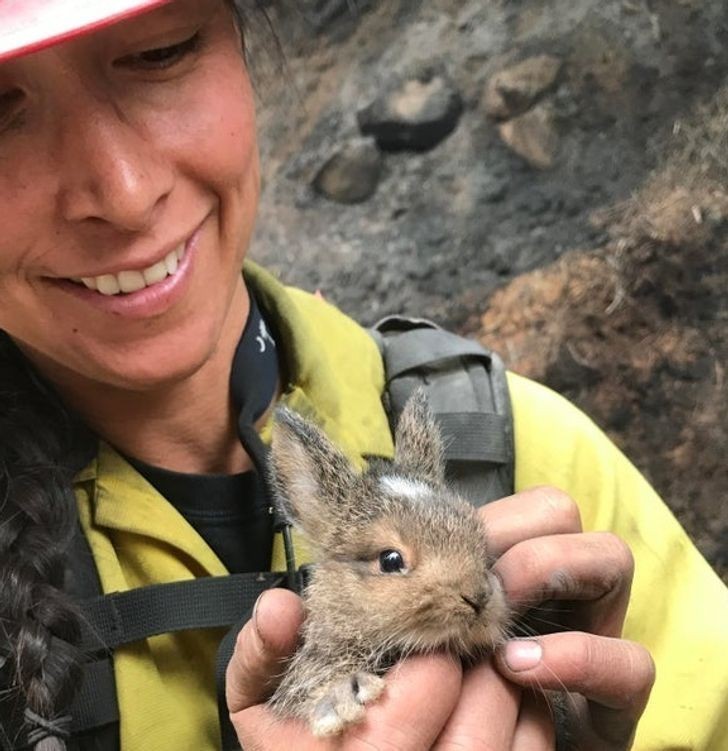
[{"x1": 74, "y1": 262, "x2": 728, "y2": 750}]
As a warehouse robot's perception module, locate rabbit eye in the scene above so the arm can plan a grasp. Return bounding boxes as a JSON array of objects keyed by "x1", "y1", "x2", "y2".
[{"x1": 379, "y1": 549, "x2": 406, "y2": 573}]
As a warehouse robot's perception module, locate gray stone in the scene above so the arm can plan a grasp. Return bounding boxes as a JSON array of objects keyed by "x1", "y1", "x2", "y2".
[
  {"x1": 498, "y1": 102, "x2": 558, "y2": 169},
  {"x1": 357, "y1": 65, "x2": 464, "y2": 152},
  {"x1": 485, "y1": 55, "x2": 562, "y2": 120},
  {"x1": 312, "y1": 139, "x2": 383, "y2": 204}
]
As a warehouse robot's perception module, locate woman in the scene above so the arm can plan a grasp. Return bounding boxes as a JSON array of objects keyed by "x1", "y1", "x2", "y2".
[{"x1": 0, "y1": 1, "x2": 725, "y2": 749}]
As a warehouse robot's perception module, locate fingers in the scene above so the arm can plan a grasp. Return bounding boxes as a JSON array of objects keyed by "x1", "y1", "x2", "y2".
[
  {"x1": 348, "y1": 653, "x2": 463, "y2": 750},
  {"x1": 433, "y1": 659, "x2": 520, "y2": 750},
  {"x1": 494, "y1": 531, "x2": 634, "y2": 637},
  {"x1": 512, "y1": 691, "x2": 556, "y2": 751},
  {"x1": 226, "y1": 588, "x2": 305, "y2": 713},
  {"x1": 496, "y1": 633, "x2": 656, "y2": 747},
  {"x1": 480, "y1": 487, "x2": 582, "y2": 558},
  {"x1": 233, "y1": 650, "x2": 463, "y2": 751}
]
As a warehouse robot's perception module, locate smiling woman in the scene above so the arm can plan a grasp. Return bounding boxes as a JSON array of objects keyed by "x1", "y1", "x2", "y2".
[
  {"x1": 0, "y1": 2, "x2": 725, "y2": 751},
  {"x1": 0, "y1": 2, "x2": 264, "y2": 748}
]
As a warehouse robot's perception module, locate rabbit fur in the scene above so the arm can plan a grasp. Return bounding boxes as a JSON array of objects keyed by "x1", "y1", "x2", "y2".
[{"x1": 266, "y1": 389, "x2": 511, "y2": 737}]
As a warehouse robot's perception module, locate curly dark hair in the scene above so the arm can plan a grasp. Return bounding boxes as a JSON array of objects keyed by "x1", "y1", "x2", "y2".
[{"x1": 0, "y1": 3, "x2": 273, "y2": 749}]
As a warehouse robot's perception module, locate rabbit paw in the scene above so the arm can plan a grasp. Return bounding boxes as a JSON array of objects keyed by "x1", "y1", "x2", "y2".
[{"x1": 310, "y1": 672, "x2": 386, "y2": 737}]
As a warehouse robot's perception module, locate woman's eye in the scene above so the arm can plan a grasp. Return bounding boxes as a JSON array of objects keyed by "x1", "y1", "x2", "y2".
[
  {"x1": 378, "y1": 549, "x2": 407, "y2": 574},
  {"x1": 115, "y1": 32, "x2": 202, "y2": 70}
]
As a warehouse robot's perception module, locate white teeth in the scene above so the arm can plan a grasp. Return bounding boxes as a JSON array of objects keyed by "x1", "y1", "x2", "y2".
[
  {"x1": 97, "y1": 274, "x2": 120, "y2": 296},
  {"x1": 165, "y1": 251, "x2": 178, "y2": 276},
  {"x1": 118, "y1": 270, "x2": 147, "y2": 294},
  {"x1": 75, "y1": 244, "x2": 185, "y2": 296},
  {"x1": 143, "y1": 260, "x2": 168, "y2": 286}
]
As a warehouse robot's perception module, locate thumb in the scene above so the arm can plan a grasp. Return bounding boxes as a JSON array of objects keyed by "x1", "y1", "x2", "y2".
[{"x1": 226, "y1": 588, "x2": 305, "y2": 713}]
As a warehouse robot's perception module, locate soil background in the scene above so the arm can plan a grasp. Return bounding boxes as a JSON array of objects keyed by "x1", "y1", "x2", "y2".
[{"x1": 249, "y1": 0, "x2": 728, "y2": 581}]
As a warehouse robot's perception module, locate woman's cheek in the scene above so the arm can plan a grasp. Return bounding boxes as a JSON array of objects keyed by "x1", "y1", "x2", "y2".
[{"x1": 151, "y1": 59, "x2": 258, "y2": 192}]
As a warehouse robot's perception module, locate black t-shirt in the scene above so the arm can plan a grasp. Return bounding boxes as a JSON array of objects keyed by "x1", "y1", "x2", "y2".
[
  {"x1": 125, "y1": 458, "x2": 273, "y2": 573},
  {"x1": 127, "y1": 291, "x2": 279, "y2": 574}
]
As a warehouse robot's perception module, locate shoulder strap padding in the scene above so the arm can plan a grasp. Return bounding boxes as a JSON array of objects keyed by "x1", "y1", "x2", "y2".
[{"x1": 371, "y1": 315, "x2": 514, "y2": 506}]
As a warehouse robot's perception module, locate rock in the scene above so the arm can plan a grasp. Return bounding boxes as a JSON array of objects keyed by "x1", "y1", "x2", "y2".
[
  {"x1": 498, "y1": 103, "x2": 558, "y2": 169},
  {"x1": 484, "y1": 55, "x2": 562, "y2": 120},
  {"x1": 358, "y1": 65, "x2": 464, "y2": 152},
  {"x1": 312, "y1": 139, "x2": 383, "y2": 204},
  {"x1": 297, "y1": 0, "x2": 373, "y2": 31}
]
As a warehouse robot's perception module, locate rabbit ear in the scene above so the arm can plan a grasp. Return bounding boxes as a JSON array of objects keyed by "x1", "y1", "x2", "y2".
[
  {"x1": 393, "y1": 389, "x2": 445, "y2": 485},
  {"x1": 269, "y1": 407, "x2": 357, "y2": 540}
]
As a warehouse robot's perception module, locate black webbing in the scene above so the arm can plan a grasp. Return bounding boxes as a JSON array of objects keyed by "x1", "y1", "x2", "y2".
[
  {"x1": 437, "y1": 412, "x2": 510, "y2": 463},
  {"x1": 70, "y1": 658, "x2": 119, "y2": 733},
  {"x1": 77, "y1": 572, "x2": 285, "y2": 653}
]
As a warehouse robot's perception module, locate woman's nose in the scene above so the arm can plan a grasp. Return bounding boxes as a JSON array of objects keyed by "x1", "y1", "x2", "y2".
[{"x1": 55, "y1": 101, "x2": 174, "y2": 232}]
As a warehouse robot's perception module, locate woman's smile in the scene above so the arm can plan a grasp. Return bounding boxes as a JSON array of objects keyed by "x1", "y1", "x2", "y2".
[
  {"x1": 72, "y1": 244, "x2": 186, "y2": 294},
  {"x1": 47, "y1": 214, "x2": 206, "y2": 319}
]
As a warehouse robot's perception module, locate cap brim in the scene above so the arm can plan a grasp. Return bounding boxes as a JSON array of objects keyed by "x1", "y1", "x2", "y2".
[{"x1": 0, "y1": 0, "x2": 175, "y2": 64}]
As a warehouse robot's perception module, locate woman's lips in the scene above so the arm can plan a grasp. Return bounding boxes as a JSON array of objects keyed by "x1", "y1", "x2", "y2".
[
  {"x1": 74, "y1": 244, "x2": 185, "y2": 295},
  {"x1": 50, "y1": 223, "x2": 202, "y2": 319}
]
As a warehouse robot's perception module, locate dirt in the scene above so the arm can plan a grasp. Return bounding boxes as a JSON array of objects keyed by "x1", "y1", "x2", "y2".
[{"x1": 251, "y1": 0, "x2": 728, "y2": 581}]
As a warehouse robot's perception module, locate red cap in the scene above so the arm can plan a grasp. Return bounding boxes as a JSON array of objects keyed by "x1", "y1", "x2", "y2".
[{"x1": 0, "y1": 0, "x2": 175, "y2": 63}]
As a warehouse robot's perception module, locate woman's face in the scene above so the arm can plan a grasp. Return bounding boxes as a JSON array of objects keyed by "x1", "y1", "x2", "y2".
[{"x1": 0, "y1": 0, "x2": 259, "y2": 391}]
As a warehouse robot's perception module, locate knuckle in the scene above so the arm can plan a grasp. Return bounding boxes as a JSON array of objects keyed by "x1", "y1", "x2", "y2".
[
  {"x1": 569, "y1": 632, "x2": 595, "y2": 678},
  {"x1": 535, "y1": 485, "x2": 582, "y2": 531},
  {"x1": 614, "y1": 641, "x2": 657, "y2": 711},
  {"x1": 631, "y1": 642, "x2": 657, "y2": 693},
  {"x1": 601, "y1": 533, "x2": 635, "y2": 579},
  {"x1": 547, "y1": 567, "x2": 581, "y2": 599},
  {"x1": 497, "y1": 537, "x2": 547, "y2": 584}
]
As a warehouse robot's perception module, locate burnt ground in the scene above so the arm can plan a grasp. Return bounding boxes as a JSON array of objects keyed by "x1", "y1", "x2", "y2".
[{"x1": 250, "y1": 0, "x2": 728, "y2": 581}]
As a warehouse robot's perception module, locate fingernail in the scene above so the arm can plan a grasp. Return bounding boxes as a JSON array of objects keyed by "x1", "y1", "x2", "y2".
[
  {"x1": 252, "y1": 591, "x2": 268, "y2": 642},
  {"x1": 504, "y1": 640, "x2": 542, "y2": 671}
]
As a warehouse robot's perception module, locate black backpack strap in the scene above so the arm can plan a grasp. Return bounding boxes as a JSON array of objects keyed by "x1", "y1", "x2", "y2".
[
  {"x1": 38, "y1": 501, "x2": 290, "y2": 751},
  {"x1": 370, "y1": 315, "x2": 515, "y2": 506},
  {"x1": 76, "y1": 573, "x2": 285, "y2": 653},
  {"x1": 51, "y1": 572, "x2": 285, "y2": 750}
]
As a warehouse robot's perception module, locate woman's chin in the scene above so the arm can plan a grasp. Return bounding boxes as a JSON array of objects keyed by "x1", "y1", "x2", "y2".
[{"x1": 18, "y1": 324, "x2": 222, "y2": 398}]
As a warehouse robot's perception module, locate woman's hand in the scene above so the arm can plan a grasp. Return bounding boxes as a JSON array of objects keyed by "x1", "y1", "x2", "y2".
[
  {"x1": 227, "y1": 590, "x2": 533, "y2": 750},
  {"x1": 227, "y1": 587, "x2": 470, "y2": 750},
  {"x1": 483, "y1": 487, "x2": 657, "y2": 750},
  {"x1": 226, "y1": 486, "x2": 656, "y2": 749}
]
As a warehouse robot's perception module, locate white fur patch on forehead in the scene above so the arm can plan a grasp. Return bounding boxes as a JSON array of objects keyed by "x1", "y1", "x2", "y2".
[{"x1": 380, "y1": 475, "x2": 432, "y2": 499}]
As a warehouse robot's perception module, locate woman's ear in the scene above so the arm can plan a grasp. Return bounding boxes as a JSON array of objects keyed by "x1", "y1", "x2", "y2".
[
  {"x1": 269, "y1": 407, "x2": 357, "y2": 541},
  {"x1": 393, "y1": 389, "x2": 445, "y2": 485}
]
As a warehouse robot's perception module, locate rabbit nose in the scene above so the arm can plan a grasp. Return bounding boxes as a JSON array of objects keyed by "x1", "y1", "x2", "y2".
[{"x1": 461, "y1": 591, "x2": 488, "y2": 615}]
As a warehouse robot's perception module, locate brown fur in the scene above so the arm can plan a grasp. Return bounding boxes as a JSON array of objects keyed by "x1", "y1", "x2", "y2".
[{"x1": 267, "y1": 390, "x2": 511, "y2": 736}]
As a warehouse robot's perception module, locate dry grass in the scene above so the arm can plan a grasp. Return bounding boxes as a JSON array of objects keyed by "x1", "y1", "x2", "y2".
[{"x1": 594, "y1": 85, "x2": 728, "y2": 250}]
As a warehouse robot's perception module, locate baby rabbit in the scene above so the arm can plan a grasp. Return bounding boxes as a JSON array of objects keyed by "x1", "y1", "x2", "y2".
[{"x1": 267, "y1": 390, "x2": 511, "y2": 737}]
